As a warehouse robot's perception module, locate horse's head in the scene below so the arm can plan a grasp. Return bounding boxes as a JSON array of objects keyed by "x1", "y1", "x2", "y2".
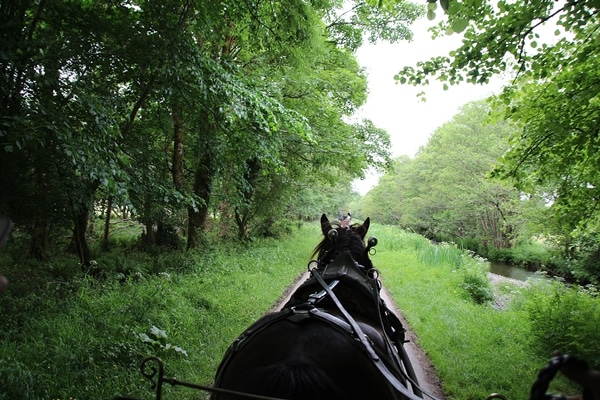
[{"x1": 312, "y1": 213, "x2": 373, "y2": 271}]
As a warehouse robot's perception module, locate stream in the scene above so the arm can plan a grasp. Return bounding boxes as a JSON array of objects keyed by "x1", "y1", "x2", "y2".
[{"x1": 489, "y1": 261, "x2": 536, "y2": 281}]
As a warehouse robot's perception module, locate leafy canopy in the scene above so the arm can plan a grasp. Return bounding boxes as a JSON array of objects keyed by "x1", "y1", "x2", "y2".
[{"x1": 395, "y1": 0, "x2": 600, "y2": 237}]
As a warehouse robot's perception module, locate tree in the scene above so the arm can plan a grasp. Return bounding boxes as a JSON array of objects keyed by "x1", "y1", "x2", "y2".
[
  {"x1": 0, "y1": 1, "x2": 140, "y2": 262},
  {"x1": 394, "y1": 0, "x2": 600, "y2": 279},
  {"x1": 199, "y1": 0, "x2": 419, "y2": 240},
  {"x1": 0, "y1": 0, "x2": 422, "y2": 266},
  {"x1": 362, "y1": 101, "x2": 535, "y2": 250},
  {"x1": 396, "y1": 1, "x2": 600, "y2": 220},
  {"x1": 361, "y1": 156, "x2": 413, "y2": 225}
]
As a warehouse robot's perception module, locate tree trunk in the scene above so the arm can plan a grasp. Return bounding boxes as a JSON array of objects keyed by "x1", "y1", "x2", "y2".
[
  {"x1": 30, "y1": 218, "x2": 49, "y2": 260},
  {"x1": 234, "y1": 209, "x2": 249, "y2": 241},
  {"x1": 29, "y1": 161, "x2": 51, "y2": 260},
  {"x1": 141, "y1": 194, "x2": 155, "y2": 246},
  {"x1": 187, "y1": 153, "x2": 213, "y2": 249},
  {"x1": 172, "y1": 102, "x2": 185, "y2": 192},
  {"x1": 102, "y1": 195, "x2": 113, "y2": 251},
  {"x1": 72, "y1": 202, "x2": 92, "y2": 269},
  {"x1": 233, "y1": 158, "x2": 261, "y2": 241}
]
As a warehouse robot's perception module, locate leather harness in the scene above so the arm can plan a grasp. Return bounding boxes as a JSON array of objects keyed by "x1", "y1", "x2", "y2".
[{"x1": 214, "y1": 251, "x2": 430, "y2": 400}]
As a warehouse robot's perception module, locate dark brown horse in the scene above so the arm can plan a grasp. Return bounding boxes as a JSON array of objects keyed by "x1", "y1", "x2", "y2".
[{"x1": 211, "y1": 214, "x2": 423, "y2": 400}]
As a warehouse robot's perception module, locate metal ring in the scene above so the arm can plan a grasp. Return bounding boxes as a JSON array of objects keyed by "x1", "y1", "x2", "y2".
[
  {"x1": 307, "y1": 260, "x2": 319, "y2": 272},
  {"x1": 367, "y1": 268, "x2": 380, "y2": 280}
]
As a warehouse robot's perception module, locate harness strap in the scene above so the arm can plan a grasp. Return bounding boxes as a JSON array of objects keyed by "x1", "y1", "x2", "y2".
[
  {"x1": 310, "y1": 267, "x2": 380, "y2": 361},
  {"x1": 310, "y1": 267, "x2": 424, "y2": 400}
]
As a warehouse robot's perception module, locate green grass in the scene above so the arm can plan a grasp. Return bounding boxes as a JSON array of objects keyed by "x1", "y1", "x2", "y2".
[
  {"x1": 369, "y1": 224, "x2": 583, "y2": 399},
  {"x1": 0, "y1": 228, "x2": 317, "y2": 399},
  {"x1": 1, "y1": 222, "x2": 596, "y2": 399}
]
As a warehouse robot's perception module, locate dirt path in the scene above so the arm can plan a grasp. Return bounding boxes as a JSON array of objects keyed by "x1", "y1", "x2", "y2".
[{"x1": 272, "y1": 272, "x2": 446, "y2": 400}]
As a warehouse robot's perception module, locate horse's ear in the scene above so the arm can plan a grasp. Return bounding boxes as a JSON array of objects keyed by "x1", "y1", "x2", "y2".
[
  {"x1": 356, "y1": 217, "x2": 370, "y2": 239},
  {"x1": 321, "y1": 214, "x2": 332, "y2": 236}
]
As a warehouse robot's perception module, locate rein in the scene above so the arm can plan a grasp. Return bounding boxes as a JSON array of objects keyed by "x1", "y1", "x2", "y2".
[
  {"x1": 310, "y1": 266, "x2": 381, "y2": 361},
  {"x1": 309, "y1": 226, "x2": 438, "y2": 400},
  {"x1": 308, "y1": 260, "x2": 440, "y2": 400}
]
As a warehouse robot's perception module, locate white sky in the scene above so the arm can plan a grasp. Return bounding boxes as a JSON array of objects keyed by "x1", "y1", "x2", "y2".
[{"x1": 351, "y1": 16, "x2": 507, "y2": 194}]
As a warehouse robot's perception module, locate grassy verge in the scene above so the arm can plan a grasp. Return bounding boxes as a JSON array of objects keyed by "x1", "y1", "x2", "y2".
[
  {"x1": 1, "y1": 222, "x2": 597, "y2": 399},
  {"x1": 369, "y1": 225, "x2": 581, "y2": 399},
  {"x1": 0, "y1": 230, "x2": 317, "y2": 399}
]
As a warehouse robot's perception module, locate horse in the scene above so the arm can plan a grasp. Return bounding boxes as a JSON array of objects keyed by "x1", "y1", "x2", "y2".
[{"x1": 211, "y1": 214, "x2": 423, "y2": 400}]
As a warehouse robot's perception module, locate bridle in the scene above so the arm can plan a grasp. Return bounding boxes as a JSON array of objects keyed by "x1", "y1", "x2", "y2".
[{"x1": 313, "y1": 227, "x2": 378, "y2": 272}]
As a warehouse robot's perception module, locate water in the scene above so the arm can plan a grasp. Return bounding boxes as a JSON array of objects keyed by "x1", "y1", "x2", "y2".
[{"x1": 489, "y1": 261, "x2": 536, "y2": 281}]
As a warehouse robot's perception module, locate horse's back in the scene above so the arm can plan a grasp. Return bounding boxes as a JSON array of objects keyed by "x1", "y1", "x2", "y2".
[{"x1": 213, "y1": 311, "x2": 401, "y2": 400}]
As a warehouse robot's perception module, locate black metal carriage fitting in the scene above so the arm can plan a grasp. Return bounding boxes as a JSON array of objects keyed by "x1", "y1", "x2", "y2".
[
  {"x1": 367, "y1": 236, "x2": 378, "y2": 249},
  {"x1": 309, "y1": 228, "x2": 339, "y2": 268},
  {"x1": 114, "y1": 355, "x2": 289, "y2": 400},
  {"x1": 112, "y1": 356, "x2": 163, "y2": 400},
  {"x1": 327, "y1": 228, "x2": 338, "y2": 241},
  {"x1": 365, "y1": 236, "x2": 378, "y2": 258}
]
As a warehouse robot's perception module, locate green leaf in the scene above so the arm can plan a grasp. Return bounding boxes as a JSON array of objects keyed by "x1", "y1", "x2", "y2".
[
  {"x1": 451, "y1": 18, "x2": 469, "y2": 33},
  {"x1": 447, "y1": 1, "x2": 461, "y2": 16},
  {"x1": 427, "y1": 9, "x2": 436, "y2": 21}
]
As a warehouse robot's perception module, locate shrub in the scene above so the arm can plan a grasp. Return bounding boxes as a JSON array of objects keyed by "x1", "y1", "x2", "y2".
[
  {"x1": 457, "y1": 255, "x2": 494, "y2": 305},
  {"x1": 521, "y1": 278, "x2": 600, "y2": 368},
  {"x1": 460, "y1": 272, "x2": 494, "y2": 305}
]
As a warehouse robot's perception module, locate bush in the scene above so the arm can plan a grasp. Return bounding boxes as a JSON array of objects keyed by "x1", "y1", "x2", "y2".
[
  {"x1": 455, "y1": 237, "x2": 481, "y2": 253},
  {"x1": 457, "y1": 255, "x2": 494, "y2": 305},
  {"x1": 512, "y1": 242, "x2": 553, "y2": 268},
  {"x1": 253, "y1": 217, "x2": 294, "y2": 239},
  {"x1": 521, "y1": 278, "x2": 600, "y2": 369},
  {"x1": 460, "y1": 272, "x2": 494, "y2": 305}
]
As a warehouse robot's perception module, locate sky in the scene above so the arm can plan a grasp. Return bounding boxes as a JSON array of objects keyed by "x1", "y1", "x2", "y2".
[{"x1": 351, "y1": 16, "x2": 507, "y2": 194}]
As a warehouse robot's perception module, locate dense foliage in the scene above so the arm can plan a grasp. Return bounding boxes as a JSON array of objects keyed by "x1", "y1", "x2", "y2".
[
  {"x1": 361, "y1": 100, "x2": 552, "y2": 267},
  {"x1": 392, "y1": 0, "x2": 600, "y2": 282},
  {"x1": 0, "y1": 0, "x2": 423, "y2": 266}
]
